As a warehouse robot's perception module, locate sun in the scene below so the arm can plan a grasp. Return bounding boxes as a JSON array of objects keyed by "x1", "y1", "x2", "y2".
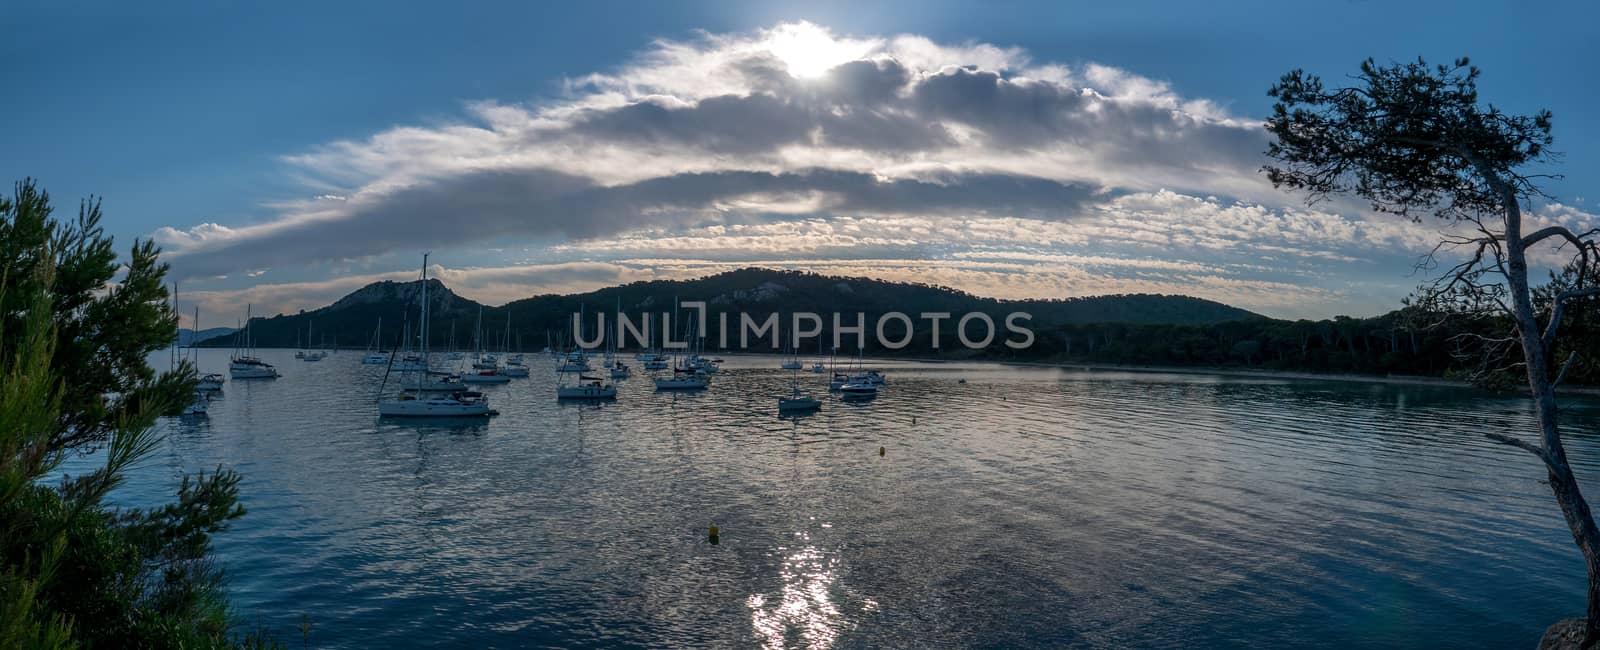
[{"x1": 763, "y1": 22, "x2": 874, "y2": 79}]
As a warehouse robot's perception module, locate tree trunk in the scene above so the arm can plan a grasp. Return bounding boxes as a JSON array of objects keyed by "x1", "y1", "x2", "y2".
[{"x1": 1503, "y1": 194, "x2": 1600, "y2": 648}]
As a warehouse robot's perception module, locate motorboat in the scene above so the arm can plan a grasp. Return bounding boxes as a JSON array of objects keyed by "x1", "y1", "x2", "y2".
[
  {"x1": 197, "y1": 372, "x2": 226, "y2": 391},
  {"x1": 180, "y1": 390, "x2": 210, "y2": 416}
]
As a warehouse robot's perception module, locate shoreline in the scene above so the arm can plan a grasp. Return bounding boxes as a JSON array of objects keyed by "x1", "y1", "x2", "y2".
[
  {"x1": 190, "y1": 346, "x2": 1600, "y2": 395},
  {"x1": 845, "y1": 352, "x2": 1600, "y2": 396}
]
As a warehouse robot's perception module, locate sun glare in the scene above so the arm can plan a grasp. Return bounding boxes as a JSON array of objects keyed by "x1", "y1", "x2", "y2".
[{"x1": 764, "y1": 22, "x2": 873, "y2": 79}]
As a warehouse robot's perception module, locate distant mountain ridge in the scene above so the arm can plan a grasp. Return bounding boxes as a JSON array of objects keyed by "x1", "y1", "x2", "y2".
[
  {"x1": 178, "y1": 327, "x2": 235, "y2": 347},
  {"x1": 196, "y1": 267, "x2": 1262, "y2": 350}
]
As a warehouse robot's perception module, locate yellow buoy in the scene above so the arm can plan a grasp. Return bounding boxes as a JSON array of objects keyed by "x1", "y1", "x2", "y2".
[{"x1": 708, "y1": 524, "x2": 720, "y2": 545}]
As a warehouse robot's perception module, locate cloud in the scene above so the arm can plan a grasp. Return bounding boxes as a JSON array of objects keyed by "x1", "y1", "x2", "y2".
[{"x1": 159, "y1": 21, "x2": 1269, "y2": 280}]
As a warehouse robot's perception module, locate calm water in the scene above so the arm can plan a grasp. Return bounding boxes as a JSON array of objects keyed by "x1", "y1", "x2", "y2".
[{"x1": 63, "y1": 349, "x2": 1600, "y2": 648}]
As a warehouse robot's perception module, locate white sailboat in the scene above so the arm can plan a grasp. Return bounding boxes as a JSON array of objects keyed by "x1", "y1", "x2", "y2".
[
  {"x1": 460, "y1": 306, "x2": 510, "y2": 383},
  {"x1": 606, "y1": 297, "x2": 631, "y2": 379},
  {"x1": 778, "y1": 366, "x2": 821, "y2": 412},
  {"x1": 361, "y1": 318, "x2": 388, "y2": 364},
  {"x1": 501, "y1": 312, "x2": 530, "y2": 377},
  {"x1": 229, "y1": 305, "x2": 279, "y2": 379},
  {"x1": 446, "y1": 320, "x2": 465, "y2": 361},
  {"x1": 190, "y1": 305, "x2": 226, "y2": 391},
  {"x1": 378, "y1": 254, "x2": 496, "y2": 417},
  {"x1": 780, "y1": 321, "x2": 803, "y2": 370},
  {"x1": 557, "y1": 374, "x2": 617, "y2": 400},
  {"x1": 836, "y1": 349, "x2": 880, "y2": 398},
  {"x1": 301, "y1": 321, "x2": 326, "y2": 361},
  {"x1": 173, "y1": 288, "x2": 212, "y2": 415},
  {"x1": 654, "y1": 309, "x2": 709, "y2": 390}
]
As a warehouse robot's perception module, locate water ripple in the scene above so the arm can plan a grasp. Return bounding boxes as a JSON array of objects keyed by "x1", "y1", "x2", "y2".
[{"x1": 56, "y1": 350, "x2": 1600, "y2": 648}]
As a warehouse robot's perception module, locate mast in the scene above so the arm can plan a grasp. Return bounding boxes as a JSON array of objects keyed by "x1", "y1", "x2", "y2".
[
  {"x1": 418, "y1": 253, "x2": 430, "y2": 390},
  {"x1": 421, "y1": 253, "x2": 430, "y2": 359}
]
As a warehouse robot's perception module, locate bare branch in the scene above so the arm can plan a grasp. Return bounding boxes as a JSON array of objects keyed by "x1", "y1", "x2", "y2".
[
  {"x1": 1484, "y1": 432, "x2": 1551, "y2": 465},
  {"x1": 1554, "y1": 351, "x2": 1580, "y2": 390},
  {"x1": 1543, "y1": 287, "x2": 1600, "y2": 348},
  {"x1": 1523, "y1": 225, "x2": 1600, "y2": 251}
]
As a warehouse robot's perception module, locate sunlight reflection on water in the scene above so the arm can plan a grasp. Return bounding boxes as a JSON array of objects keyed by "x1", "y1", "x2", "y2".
[{"x1": 747, "y1": 531, "x2": 878, "y2": 650}]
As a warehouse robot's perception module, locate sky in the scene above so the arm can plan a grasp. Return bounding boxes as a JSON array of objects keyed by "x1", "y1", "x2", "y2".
[{"x1": 5, "y1": 0, "x2": 1597, "y2": 322}]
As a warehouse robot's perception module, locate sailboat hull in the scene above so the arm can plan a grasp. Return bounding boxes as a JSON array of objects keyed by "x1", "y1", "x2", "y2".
[
  {"x1": 557, "y1": 385, "x2": 617, "y2": 399},
  {"x1": 378, "y1": 398, "x2": 494, "y2": 417},
  {"x1": 778, "y1": 397, "x2": 821, "y2": 410},
  {"x1": 654, "y1": 378, "x2": 709, "y2": 390}
]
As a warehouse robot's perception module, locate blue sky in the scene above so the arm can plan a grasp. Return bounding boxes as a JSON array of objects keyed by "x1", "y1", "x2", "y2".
[{"x1": 5, "y1": 0, "x2": 1597, "y2": 320}]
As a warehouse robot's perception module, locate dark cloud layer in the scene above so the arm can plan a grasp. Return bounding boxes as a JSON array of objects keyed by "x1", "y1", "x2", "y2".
[{"x1": 170, "y1": 169, "x2": 1101, "y2": 278}]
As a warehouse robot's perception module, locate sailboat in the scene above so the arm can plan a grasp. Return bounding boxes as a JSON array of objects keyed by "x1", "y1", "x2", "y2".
[
  {"x1": 837, "y1": 348, "x2": 879, "y2": 398},
  {"x1": 229, "y1": 305, "x2": 280, "y2": 379},
  {"x1": 460, "y1": 307, "x2": 510, "y2": 384},
  {"x1": 446, "y1": 320, "x2": 465, "y2": 361},
  {"x1": 361, "y1": 318, "x2": 388, "y2": 364},
  {"x1": 654, "y1": 308, "x2": 709, "y2": 390},
  {"x1": 378, "y1": 254, "x2": 496, "y2": 417},
  {"x1": 386, "y1": 316, "x2": 425, "y2": 371},
  {"x1": 171, "y1": 288, "x2": 211, "y2": 415},
  {"x1": 301, "y1": 321, "x2": 326, "y2": 361},
  {"x1": 606, "y1": 298, "x2": 631, "y2": 379},
  {"x1": 192, "y1": 306, "x2": 226, "y2": 391},
  {"x1": 502, "y1": 312, "x2": 530, "y2": 377},
  {"x1": 780, "y1": 321, "x2": 803, "y2": 370},
  {"x1": 778, "y1": 365, "x2": 821, "y2": 412},
  {"x1": 556, "y1": 371, "x2": 617, "y2": 400}
]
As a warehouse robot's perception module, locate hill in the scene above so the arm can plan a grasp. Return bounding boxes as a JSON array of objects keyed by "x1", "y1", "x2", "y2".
[
  {"x1": 178, "y1": 327, "x2": 235, "y2": 347},
  {"x1": 198, "y1": 268, "x2": 1261, "y2": 351}
]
